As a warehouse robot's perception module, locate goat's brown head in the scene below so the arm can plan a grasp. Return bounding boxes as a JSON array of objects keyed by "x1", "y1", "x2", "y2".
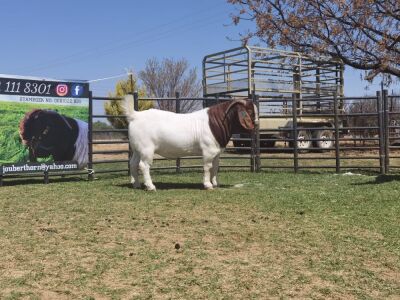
[
  {"x1": 223, "y1": 100, "x2": 258, "y2": 132},
  {"x1": 208, "y1": 99, "x2": 258, "y2": 148},
  {"x1": 19, "y1": 109, "x2": 78, "y2": 162}
]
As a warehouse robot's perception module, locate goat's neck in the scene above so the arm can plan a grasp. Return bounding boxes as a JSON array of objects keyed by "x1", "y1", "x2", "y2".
[{"x1": 207, "y1": 102, "x2": 235, "y2": 148}]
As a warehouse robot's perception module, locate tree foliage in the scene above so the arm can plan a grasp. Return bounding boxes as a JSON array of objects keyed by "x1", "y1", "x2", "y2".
[
  {"x1": 104, "y1": 74, "x2": 153, "y2": 129},
  {"x1": 228, "y1": 0, "x2": 400, "y2": 81},
  {"x1": 139, "y1": 57, "x2": 202, "y2": 112}
]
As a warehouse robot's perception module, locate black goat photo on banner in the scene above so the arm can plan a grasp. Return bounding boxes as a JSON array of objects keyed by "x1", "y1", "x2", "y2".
[{"x1": 0, "y1": 75, "x2": 89, "y2": 175}]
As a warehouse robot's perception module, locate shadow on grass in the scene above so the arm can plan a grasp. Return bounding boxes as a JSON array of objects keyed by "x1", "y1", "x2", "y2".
[
  {"x1": 353, "y1": 174, "x2": 400, "y2": 185},
  {"x1": 116, "y1": 182, "x2": 232, "y2": 190}
]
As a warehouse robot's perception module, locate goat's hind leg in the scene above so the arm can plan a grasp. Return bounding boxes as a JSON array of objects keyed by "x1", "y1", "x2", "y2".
[
  {"x1": 139, "y1": 155, "x2": 156, "y2": 191},
  {"x1": 129, "y1": 151, "x2": 141, "y2": 188}
]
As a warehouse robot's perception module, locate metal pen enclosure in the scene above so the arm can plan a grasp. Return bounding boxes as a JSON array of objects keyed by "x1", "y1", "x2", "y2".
[
  {"x1": 203, "y1": 46, "x2": 345, "y2": 152},
  {"x1": 86, "y1": 92, "x2": 399, "y2": 180},
  {"x1": 201, "y1": 46, "x2": 399, "y2": 173}
]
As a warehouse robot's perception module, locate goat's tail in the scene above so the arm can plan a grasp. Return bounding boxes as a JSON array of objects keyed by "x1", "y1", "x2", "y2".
[{"x1": 122, "y1": 94, "x2": 137, "y2": 122}]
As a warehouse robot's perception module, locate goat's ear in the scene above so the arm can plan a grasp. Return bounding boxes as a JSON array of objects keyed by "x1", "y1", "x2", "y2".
[{"x1": 238, "y1": 106, "x2": 254, "y2": 130}]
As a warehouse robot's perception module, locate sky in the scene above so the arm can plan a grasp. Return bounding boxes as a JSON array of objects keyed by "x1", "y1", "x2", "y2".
[{"x1": 1, "y1": 0, "x2": 397, "y2": 103}]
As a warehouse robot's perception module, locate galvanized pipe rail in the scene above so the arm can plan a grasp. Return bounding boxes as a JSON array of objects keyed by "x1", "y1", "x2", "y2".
[{"x1": 88, "y1": 90, "x2": 399, "y2": 178}]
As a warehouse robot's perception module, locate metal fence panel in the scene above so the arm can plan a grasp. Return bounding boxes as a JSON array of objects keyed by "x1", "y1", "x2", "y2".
[{"x1": 89, "y1": 90, "x2": 399, "y2": 178}]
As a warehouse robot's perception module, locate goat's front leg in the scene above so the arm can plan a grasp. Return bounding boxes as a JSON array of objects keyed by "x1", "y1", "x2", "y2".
[
  {"x1": 210, "y1": 155, "x2": 220, "y2": 187},
  {"x1": 203, "y1": 159, "x2": 214, "y2": 190}
]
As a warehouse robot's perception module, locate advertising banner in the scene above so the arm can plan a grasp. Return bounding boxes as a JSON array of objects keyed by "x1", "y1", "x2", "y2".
[{"x1": 0, "y1": 75, "x2": 90, "y2": 174}]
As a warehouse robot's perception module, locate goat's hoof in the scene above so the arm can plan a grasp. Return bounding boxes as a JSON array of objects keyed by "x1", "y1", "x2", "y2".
[
  {"x1": 145, "y1": 185, "x2": 156, "y2": 191},
  {"x1": 204, "y1": 183, "x2": 214, "y2": 190}
]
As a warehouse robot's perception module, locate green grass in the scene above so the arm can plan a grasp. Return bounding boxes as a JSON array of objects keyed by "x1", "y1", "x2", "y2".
[
  {"x1": 0, "y1": 170, "x2": 399, "y2": 299},
  {"x1": 0, "y1": 101, "x2": 88, "y2": 164}
]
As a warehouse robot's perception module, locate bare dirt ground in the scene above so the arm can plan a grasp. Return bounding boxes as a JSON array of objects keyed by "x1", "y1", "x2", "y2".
[{"x1": 93, "y1": 142, "x2": 129, "y2": 161}]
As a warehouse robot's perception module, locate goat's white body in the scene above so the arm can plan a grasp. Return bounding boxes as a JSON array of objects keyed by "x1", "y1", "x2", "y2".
[
  {"x1": 129, "y1": 109, "x2": 219, "y2": 158},
  {"x1": 124, "y1": 97, "x2": 222, "y2": 190}
]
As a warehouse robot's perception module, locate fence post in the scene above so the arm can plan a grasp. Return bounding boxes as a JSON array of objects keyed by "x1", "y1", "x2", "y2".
[
  {"x1": 133, "y1": 91, "x2": 139, "y2": 175},
  {"x1": 175, "y1": 92, "x2": 181, "y2": 173},
  {"x1": 333, "y1": 91, "x2": 341, "y2": 173},
  {"x1": 383, "y1": 89, "x2": 390, "y2": 173},
  {"x1": 88, "y1": 91, "x2": 94, "y2": 181},
  {"x1": 254, "y1": 94, "x2": 261, "y2": 172},
  {"x1": 377, "y1": 91, "x2": 386, "y2": 175},
  {"x1": 133, "y1": 91, "x2": 139, "y2": 112},
  {"x1": 44, "y1": 170, "x2": 49, "y2": 184},
  {"x1": 127, "y1": 92, "x2": 135, "y2": 177},
  {"x1": 292, "y1": 94, "x2": 299, "y2": 173},
  {"x1": 250, "y1": 92, "x2": 256, "y2": 172}
]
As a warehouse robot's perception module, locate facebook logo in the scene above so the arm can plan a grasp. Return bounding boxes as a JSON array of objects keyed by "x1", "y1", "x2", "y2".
[{"x1": 71, "y1": 84, "x2": 84, "y2": 97}]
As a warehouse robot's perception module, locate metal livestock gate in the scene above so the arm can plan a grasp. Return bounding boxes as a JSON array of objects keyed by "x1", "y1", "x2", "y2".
[{"x1": 88, "y1": 90, "x2": 400, "y2": 179}]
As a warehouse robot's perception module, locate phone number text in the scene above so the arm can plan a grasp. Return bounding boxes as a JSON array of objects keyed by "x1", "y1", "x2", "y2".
[{"x1": 0, "y1": 80, "x2": 52, "y2": 95}]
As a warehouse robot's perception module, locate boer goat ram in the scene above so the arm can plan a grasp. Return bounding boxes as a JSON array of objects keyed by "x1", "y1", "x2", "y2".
[
  {"x1": 19, "y1": 109, "x2": 88, "y2": 168},
  {"x1": 123, "y1": 95, "x2": 258, "y2": 190}
]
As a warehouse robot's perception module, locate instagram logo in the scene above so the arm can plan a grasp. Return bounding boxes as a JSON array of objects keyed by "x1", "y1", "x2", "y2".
[{"x1": 56, "y1": 84, "x2": 69, "y2": 96}]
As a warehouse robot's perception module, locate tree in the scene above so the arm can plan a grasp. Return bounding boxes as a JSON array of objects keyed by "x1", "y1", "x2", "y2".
[
  {"x1": 93, "y1": 121, "x2": 113, "y2": 130},
  {"x1": 345, "y1": 92, "x2": 400, "y2": 143},
  {"x1": 139, "y1": 57, "x2": 202, "y2": 112},
  {"x1": 104, "y1": 73, "x2": 153, "y2": 129},
  {"x1": 228, "y1": 0, "x2": 399, "y2": 81}
]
